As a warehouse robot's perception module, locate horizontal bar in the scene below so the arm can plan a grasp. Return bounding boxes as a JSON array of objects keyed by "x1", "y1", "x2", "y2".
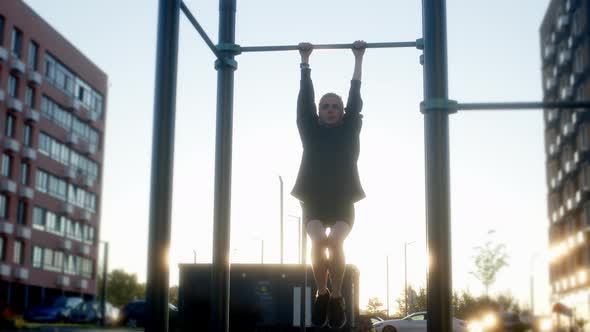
[
  {"x1": 457, "y1": 101, "x2": 590, "y2": 111},
  {"x1": 240, "y1": 41, "x2": 418, "y2": 53},
  {"x1": 180, "y1": 1, "x2": 221, "y2": 59}
]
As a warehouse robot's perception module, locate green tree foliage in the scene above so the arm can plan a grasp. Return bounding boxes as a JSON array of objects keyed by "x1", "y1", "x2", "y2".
[
  {"x1": 392, "y1": 287, "x2": 521, "y2": 320},
  {"x1": 97, "y1": 269, "x2": 146, "y2": 308},
  {"x1": 471, "y1": 233, "x2": 509, "y2": 296},
  {"x1": 365, "y1": 297, "x2": 385, "y2": 315}
]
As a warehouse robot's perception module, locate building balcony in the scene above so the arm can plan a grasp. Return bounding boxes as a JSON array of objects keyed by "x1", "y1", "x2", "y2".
[
  {"x1": 84, "y1": 176, "x2": 95, "y2": 189},
  {"x1": 547, "y1": 109, "x2": 560, "y2": 124},
  {"x1": 558, "y1": 15, "x2": 571, "y2": 32},
  {"x1": 78, "y1": 244, "x2": 91, "y2": 256},
  {"x1": 546, "y1": 77, "x2": 558, "y2": 92},
  {"x1": 60, "y1": 203, "x2": 74, "y2": 215},
  {"x1": 9, "y1": 57, "x2": 25, "y2": 74},
  {"x1": 563, "y1": 123, "x2": 575, "y2": 137},
  {"x1": 27, "y1": 70, "x2": 42, "y2": 86},
  {"x1": 56, "y1": 275, "x2": 70, "y2": 287},
  {"x1": 0, "y1": 264, "x2": 10, "y2": 277},
  {"x1": 25, "y1": 109, "x2": 40, "y2": 123},
  {"x1": 13, "y1": 267, "x2": 29, "y2": 281},
  {"x1": 544, "y1": 45, "x2": 557, "y2": 60},
  {"x1": 79, "y1": 209, "x2": 91, "y2": 222},
  {"x1": 64, "y1": 166, "x2": 77, "y2": 180},
  {"x1": 566, "y1": 0, "x2": 577, "y2": 13},
  {"x1": 561, "y1": 86, "x2": 574, "y2": 100},
  {"x1": 77, "y1": 279, "x2": 88, "y2": 290},
  {"x1": 22, "y1": 147, "x2": 36, "y2": 161},
  {"x1": 67, "y1": 97, "x2": 81, "y2": 112},
  {"x1": 68, "y1": 133, "x2": 80, "y2": 146},
  {"x1": 0, "y1": 89, "x2": 4, "y2": 103},
  {"x1": 558, "y1": 49, "x2": 573, "y2": 67},
  {"x1": 0, "y1": 179, "x2": 17, "y2": 194},
  {"x1": 79, "y1": 141, "x2": 97, "y2": 155},
  {"x1": 19, "y1": 186, "x2": 34, "y2": 200},
  {"x1": 59, "y1": 239, "x2": 72, "y2": 251},
  {"x1": 6, "y1": 97, "x2": 23, "y2": 113},
  {"x1": 15, "y1": 225, "x2": 31, "y2": 239},
  {"x1": 0, "y1": 222, "x2": 14, "y2": 235},
  {"x1": 565, "y1": 160, "x2": 578, "y2": 174},
  {"x1": 4, "y1": 138, "x2": 21, "y2": 153},
  {"x1": 0, "y1": 47, "x2": 7, "y2": 62}
]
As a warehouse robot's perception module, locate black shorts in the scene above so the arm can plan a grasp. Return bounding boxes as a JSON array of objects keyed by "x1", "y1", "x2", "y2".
[{"x1": 301, "y1": 200, "x2": 355, "y2": 227}]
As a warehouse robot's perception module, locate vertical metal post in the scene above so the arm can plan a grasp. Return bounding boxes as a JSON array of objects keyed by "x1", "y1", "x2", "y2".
[
  {"x1": 210, "y1": 0, "x2": 237, "y2": 330},
  {"x1": 300, "y1": 222, "x2": 308, "y2": 332},
  {"x1": 386, "y1": 255, "x2": 390, "y2": 317},
  {"x1": 279, "y1": 175, "x2": 284, "y2": 264},
  {"x1": 422, "y1": 1, "x2": 452, "y2": 331},
  {"x1": 146, "y1": 0, "x2": 180, "y2": 331},
  {"x1": 100, "y1": 242, "x2": 108, "y2": 326}
]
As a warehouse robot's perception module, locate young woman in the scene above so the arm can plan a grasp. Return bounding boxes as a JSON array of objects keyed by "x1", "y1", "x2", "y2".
[{"x1": 292, "y1": 40, "x2": 366, "y2": 329}]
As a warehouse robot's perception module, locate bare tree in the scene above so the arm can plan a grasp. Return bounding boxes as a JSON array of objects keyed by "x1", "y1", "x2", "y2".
[{"x1": 471, "y1": 231, "x2": 509, "y2": 296}]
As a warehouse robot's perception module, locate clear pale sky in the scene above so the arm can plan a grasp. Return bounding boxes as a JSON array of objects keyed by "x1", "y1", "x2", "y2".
[{"x1": 24, "y1": 0, "x2": 552, "y2": 314}]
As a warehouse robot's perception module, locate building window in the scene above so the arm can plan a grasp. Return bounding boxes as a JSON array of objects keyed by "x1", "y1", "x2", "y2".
[
  {"x1": 11, "y1": 27, "x2": 22, "y2": 58},
  {"x1": 0, "y1": 16, "x2": 4, "y2": 46},
  {"x1": 24, "y1": 125, "x2": 32, "y2": 147},
  {"x1": 13, "y1": 240, "x2": 23, "y2": 264},
  {"x1": 43, "y1": 248, "x2": 53, "y2": 270},
  {"x1": 28, "y1": 41, "x2": 38, "y2": 70},
  {"x1": 1, "y1": 153, "x2": 12, "y2": 177},
  {"x1": 32, "y1": 207, "x2": 44, "y2": 230},
  {"x1": 0, "y1": 237, "x2": 4, "y2": 261},
  {"x1": 16, "y1": 200, "x2": 26, "y2": 225},
  {"x1": 8, "y1": 74, "x2": 18, "y2": 98},
  {"x1": 25, "y1": 86, "x2": 35, "y2": 108},
  {"x1": 46, "y1": 211, "x2": 61, "y2": 235},
  {"x1": 35, "y1": 170, "x2": 48, "y2": 193},
  {"x1": 5, "y1": 114, "x2": 15, "y2": 138},
  {"x1": 0, "y1": 195, "x2": 8, "y2": 219},
  {"x1": 32, "y1": 246, "x2": 42, "y2": 268},
  {"x1": 20, "y1": 163, "x2": 29, "y2": 185}
]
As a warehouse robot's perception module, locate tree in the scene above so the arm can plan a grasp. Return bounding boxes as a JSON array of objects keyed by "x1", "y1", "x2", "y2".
[
  {"x1": 394, "y1": 286, "x2": 426, "y2": 317},
  {"x1": 97, "y1": 269, "x2": 146, "y2": 308},
  {"x1": 471, "y1": 231, "x2": 509, "y2": 296},
  {"x1": 365, "y1": 297, "x2": 385, "y2": 316}
]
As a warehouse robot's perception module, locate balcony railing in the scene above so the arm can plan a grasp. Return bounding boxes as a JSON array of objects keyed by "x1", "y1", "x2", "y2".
[
  {"x1": 9, "y1": 57, "x2": 25, "y2": 74},
  {"x1": 25, "y1": 109, "x2": 40, "y2": 123},
  {"x1": 0, "y1": 222, "x2": 14, "y2": 235},
  {"x1": 27, "y1": 70, "x2": 42, "y2": 86},
  {"x1": 18, "y1": 186, "x2": 34, "y2": 200},
  {"x1": 15, "y1": 225, "x2": 31, "y2": 239},
  {"x1": 0, "y1": 179, "x2": 17, "y2": 194},
  {"x1": 56, "y1": 275, "x2": 70, "y2": 287},
  {"x1": 6, "y1": 98, "x2": 23, "y2": 113},
  {"x1": 0, "y1": 47, "x2": 7, "y2": 62},
  {"x1": 0, "y1": 264, "x2": 10, "y2": 277},
  {"x1": 4, "y1": 138, "x2": 21, "y2": 153},
  {"x1": 22, "y1": 147, "x2": 36, "y2": 161},
  {"x1": 13, "y1": 268, "x2": 29, "y2": 280}
]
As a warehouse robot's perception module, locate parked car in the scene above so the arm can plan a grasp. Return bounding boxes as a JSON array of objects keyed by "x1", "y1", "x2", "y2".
[
  {"x1": 68, "y1": 300, "x2": 120, "y2": 325},
  {"x1": 373, "y1": 311, "x2": 467, "y2": 332},
  {"x1": 121, "y1": 300, "x2": 178, "y2": 329},
  {"x1": 358, "y1": 314, "x2": 385, "y2": 332},
  {"x1": 24, "y1": 296, "x2": 84, "y2": 323},
  {"x1": 468, "y1": 311, "x2": 531, "y2": 332}
]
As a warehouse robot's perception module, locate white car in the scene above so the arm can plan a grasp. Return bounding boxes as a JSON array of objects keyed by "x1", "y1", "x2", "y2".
[{"x1": 373, "y1": 311, "x2": 467, "y2": 332}]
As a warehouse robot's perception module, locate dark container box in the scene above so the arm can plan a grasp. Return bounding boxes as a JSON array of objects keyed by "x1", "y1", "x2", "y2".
[{"x1": 178, "y1": 264, "x2": 360, "y2": 331}]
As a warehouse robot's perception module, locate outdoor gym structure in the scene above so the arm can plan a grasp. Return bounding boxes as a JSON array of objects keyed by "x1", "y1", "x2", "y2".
[{"x1": 143, "y1": 1, "x2": 590, "y2": 331}]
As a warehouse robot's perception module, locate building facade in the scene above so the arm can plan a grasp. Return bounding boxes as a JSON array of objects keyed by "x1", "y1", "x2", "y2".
[
  {"x1": 542, "y1": 0, "x2": 590, "y2": 324},
  {"x1": 0, "y1": 0, "x2": 107, "y2": 313}
]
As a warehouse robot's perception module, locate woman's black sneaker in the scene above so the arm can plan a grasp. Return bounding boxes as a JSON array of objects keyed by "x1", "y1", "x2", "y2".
[
  {"x1": 312, "y1": 291, "x2": 330, "y2": 327},
  {"x1": 328, "y1": 296, "x2": 346, "y2": 329}
]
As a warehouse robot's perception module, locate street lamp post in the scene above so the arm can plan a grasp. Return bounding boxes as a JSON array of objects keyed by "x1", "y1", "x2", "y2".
[
  {"x1": 289, "y1": 214, "x2": 303, "y2": 264},
  {"x1": 530, "y1": 251, "x2": 541, "y2": 314},
  {"x1": 386, "y1": 255, "x2": 390, "y2": 317},
  {"x1": 404, "y1": 241, "x2": 416, "y2": 316},
  {"x1": 279, "y1": 175, "x2": 284, "y2": 264},
  {"x1": 100, "y1": 241, "x2": 109, "y2": 327}
]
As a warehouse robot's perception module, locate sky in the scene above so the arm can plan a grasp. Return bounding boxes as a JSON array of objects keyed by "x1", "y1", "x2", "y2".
[{"x1": 24, "y1": 0, "x2": 552, "y2": 315}]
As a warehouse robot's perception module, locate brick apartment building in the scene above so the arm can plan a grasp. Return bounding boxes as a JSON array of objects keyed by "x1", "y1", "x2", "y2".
[
  {"x1": 0, "y1": 0, "x2": 107, "y2": 312},
  {"x1": 542, "y1": 0, "x2": 590, "y2": 322}
]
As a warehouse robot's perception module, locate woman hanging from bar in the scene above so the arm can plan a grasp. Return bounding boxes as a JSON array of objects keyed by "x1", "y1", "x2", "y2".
[{"x1": 292, "y1": 40, "x2": 366, "y2": 329}]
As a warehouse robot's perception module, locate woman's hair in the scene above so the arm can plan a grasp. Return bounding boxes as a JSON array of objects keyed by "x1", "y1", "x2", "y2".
[{"x1": 319, "y1": 92, "x2": 344, "y2": 111}]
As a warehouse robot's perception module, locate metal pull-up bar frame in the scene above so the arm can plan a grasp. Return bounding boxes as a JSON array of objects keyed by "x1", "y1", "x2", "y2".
[{"x1": 145, "y1": 1, "x2": 590, "y2": 332}]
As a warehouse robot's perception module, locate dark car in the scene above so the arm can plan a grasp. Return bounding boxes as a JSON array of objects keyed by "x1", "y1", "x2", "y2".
[
  {"x1": 68, "y1": 300, "x2": 120, "y2": 325},
  {"x1": 121, "y1": 300, "x2": 178, "y2": 329},
  {"x1": 24, "y1": 296, "x2": 84, "y2": 323}
]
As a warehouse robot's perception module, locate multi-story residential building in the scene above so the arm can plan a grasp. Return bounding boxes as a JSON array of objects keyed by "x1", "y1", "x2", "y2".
[
  {"x1": 0, "y1": 0, "x2": 107, "y2": 313},
  {"x1": 542, "y1": 0, "x2": 590, "y2": 324}
]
